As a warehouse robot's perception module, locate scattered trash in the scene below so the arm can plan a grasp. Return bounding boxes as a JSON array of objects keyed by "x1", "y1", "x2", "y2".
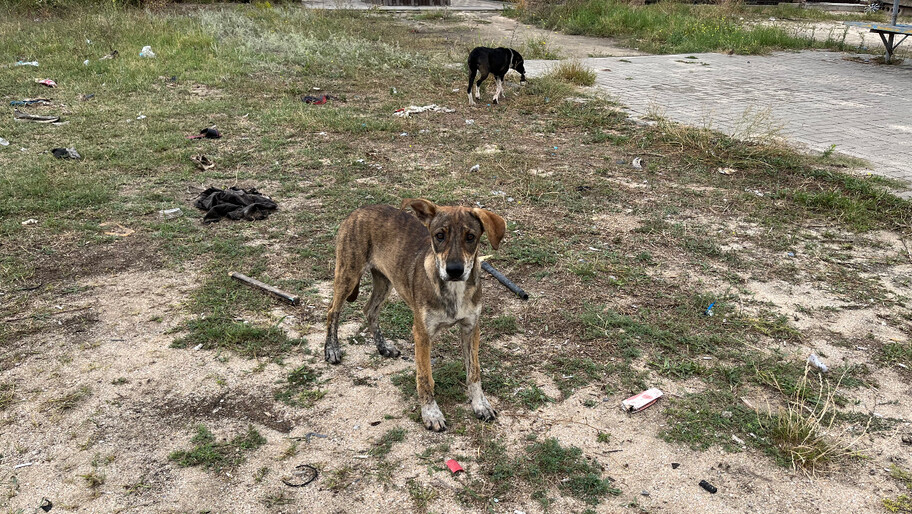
[
  {"x1": 83, "y1": 59, "x2": 89, "y2": 66},
  {"x1": 229, "y1": 271, "x2": 300, "y2": 306},
  {"x1": 191, "y1": 154, "x2": 215, "y2": 171},
  {"x1": 469, "y1": 164, "x2": 480, "y2": 173},
  {"x1": 622, "y1": 388, "x2": 663, "y2": 413},
  {"x1": 787, "y1": 251, "x2": 795, "y2": 258},
  {"x1": 399, "y1": 132, "x2": 408, "y2": 137},
  {"x1": 481, "y1": 261, "x2": 529, "y2": 301},
  {"x1": 14, "y1": 462, "x2": 33, "y2": 469},
  {"x1": 745, "y1": 188, "x2": 765, "y2": 197},
  {"x1": 51, "y1": 148, "x2": 81, "y2": 160},
  {"x1": 139, "y1": 46, "x2": 156, "y2": 58},
  {"x1": 136, "y1": 114, "x2": 146, "y2": 120},
  {"x1": 718, "y1": 167, "x2": 736, "y2": 175},
  {"x1": 192, "y1": 344, "x2": 203, "y2": 351},
  {"x1": 193, "y1": 186, "x2": 277, "y2": 223},
  {"x1": 99, "y1": 50, "x2": 118, "y2": 60},
  {"x1": 672, "y1": 462, "x2": 680, "y2": 469},
  {"x1": 699, "y1": 480, "x2": 717, "y2": 494},
  {"x1": 704, "y1": 302, "x2": 715, "y2": 316},
  {"x1": 81, "y1": 94, "x2": 95, "y2": 101},
  {"x1": 158, "y1": 207, "x2": 183, "y2": 219},
  {"x1": 282, "y1": 464, "x2": 318, "y2": 487},
  {"x1": 188, "y1": 127, "x2": 221, "y2": 140},
  {"x1": 808, "y1": 353, "x2": 829, "y2": 373},
  {"x1": 10, "y1": 98, "x2": 51, "y2": 107},
  {"x1": 721, "y1": 410, "x2": 732, "y2": 419},
  {"x1": 302, "y1": 94, "x2": 337, "y2": 105},
  {"x1": 899, "y1": 363, "x2": 909, "y2": 370},
  {"x1": 14, "y1": 110, "x2": 60, "y2": 123},
  {"x1": 39, "y1": 498, "x2": 53, "y2": 512},
  {"x1": 445, "y1": 459, "x2": 464, "y2": 474},
  {"x1": 0, "y1": 138, "x2": 8, "y2": 146},
  {"x1": 390, "y1": 87, "x2": 398, "y2": 95},
  {"x1": 465, "y1": 119, "x2": 475, "y2": 125},
  {"x1": 393, "y1": 104, "x2": 455, "y2": 117},
  {"x1": 99, "y1": 222, "x2": 134, "y2": 237},
  {"x1": 22, "y1": 219, "x2": 38, "y2": 226},
  {"x1": 16, "y1": 60, "x2": 39, "y2": 66},
  {"x1": 36, "y1": 79, "x2": 57, "y2": 88},
  {"x1": 632, "y1": 157, "x2": 643, "y2": 169},
  {"x1": 731, "y1": 434, "x2": 745, "y2": 445}
]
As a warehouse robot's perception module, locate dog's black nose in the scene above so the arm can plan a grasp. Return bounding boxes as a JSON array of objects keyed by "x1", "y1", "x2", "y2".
[{"x1": 445, "y1": 261, "x2": 464, "y2": 280}]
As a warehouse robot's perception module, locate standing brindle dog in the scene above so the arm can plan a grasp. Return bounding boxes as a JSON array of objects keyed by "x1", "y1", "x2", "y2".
[
  {"x1": 467, "y1": 46, "x2": 526, "y2": 105},
  {"x1": 324, "y1": 199, "x2": 506, "y2": 431}
]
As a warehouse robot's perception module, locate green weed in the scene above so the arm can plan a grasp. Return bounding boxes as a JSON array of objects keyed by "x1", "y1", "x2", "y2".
[{"x1": 169, "y1": 425, "x2": 266, "y2": 473}]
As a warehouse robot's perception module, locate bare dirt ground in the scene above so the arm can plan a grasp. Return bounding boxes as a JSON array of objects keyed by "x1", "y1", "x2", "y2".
[{"x1": 2, "y1": 7, "x2": 912, "y2": 514}]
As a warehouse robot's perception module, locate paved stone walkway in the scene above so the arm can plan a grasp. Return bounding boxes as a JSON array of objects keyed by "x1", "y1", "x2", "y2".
[
  {"x1": 301, "y1": 0, "x2": 505, "y2": 11},
  {"x1": 526, "y1": 51, "x2": 912, "y2": 193}
]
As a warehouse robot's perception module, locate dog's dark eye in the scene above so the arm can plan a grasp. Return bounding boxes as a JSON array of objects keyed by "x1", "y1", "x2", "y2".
[
  {"x1": 435, "y1": 232, "x2": 445, "y2": 242},
  {"x1": 466, "y1": 234, "x2": 475, "y2": 242}
]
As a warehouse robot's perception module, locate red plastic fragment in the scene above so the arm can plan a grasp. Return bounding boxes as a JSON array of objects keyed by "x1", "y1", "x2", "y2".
[{"x1": 445, "y1": 459, "x2": 463, "y2": 474}]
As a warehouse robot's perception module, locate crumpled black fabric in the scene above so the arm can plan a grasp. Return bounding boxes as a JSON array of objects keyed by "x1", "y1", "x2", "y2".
[{"x1": 193, "y1": 186, "x2": 278, "y2": 223}]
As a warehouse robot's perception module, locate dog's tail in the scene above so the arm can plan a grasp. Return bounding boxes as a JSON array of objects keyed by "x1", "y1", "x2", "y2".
[{"x1": 346, "y1": 278, "x2": 360, "y2": 302}]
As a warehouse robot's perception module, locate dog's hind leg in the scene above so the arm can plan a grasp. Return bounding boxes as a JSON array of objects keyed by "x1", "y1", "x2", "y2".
[
  {"x1": 363, "y1": 269, "x2": 400, "y2": 359},
  {"x1": 325, "y1": 241, "x2": 364, "y2": 364},
  {"x1": 460, "y1": 324, "x2": 497, "y2": 421},
  {"x1": 492, "y1": 76, "x2": 503, "y2": 105},
  {"x1": 475, "y1": 71, "x2": 488, "y2": 101},
  {"x1": 467, "y1": 66, "x2": 477, "y2": 105}
]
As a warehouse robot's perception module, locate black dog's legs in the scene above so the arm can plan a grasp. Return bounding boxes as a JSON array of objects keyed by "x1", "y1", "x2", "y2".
[
  {"x1": 474, "y1": 71, "x2": 489, "y2": 103},
  {"x1": 467, "y1": 65, "x2": 478, "y2": 105}
]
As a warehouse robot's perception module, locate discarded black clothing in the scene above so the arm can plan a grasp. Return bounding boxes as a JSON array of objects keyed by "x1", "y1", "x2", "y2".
[{"x1": 194, "y1": 187, "x2": 277, "y2": 223}]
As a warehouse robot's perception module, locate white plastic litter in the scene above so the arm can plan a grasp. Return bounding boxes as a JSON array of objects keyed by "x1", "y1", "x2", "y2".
[
  {"x1": 393, "y1": 104, "x2": 455, "y2": 118},
  {"x1": 808, "y1": 353, "x2": 828, "y2": 373},
  {"x1": 469, "y1": 164, "x2": 480, "y2": 173},
  {"x1": 0, "y1": 137, "x2": 9, "y2": 146},
  {"x1": 632, "y1": 157, "x2": 644, "y2": 169},
  {"x1": 139, "y1": 46, "x2": 156, "y2": 58},
  {"x1": 22, "y1": 219, "x2": 38, "y2": 226},
  {"x1": 15, "y1": 61, "x2": 38, "y2": 66}
]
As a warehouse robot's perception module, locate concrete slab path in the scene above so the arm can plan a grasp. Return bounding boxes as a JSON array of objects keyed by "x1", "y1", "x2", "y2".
[{"x1": 526, "y1": 51, "x2": 912, "y2": 194}]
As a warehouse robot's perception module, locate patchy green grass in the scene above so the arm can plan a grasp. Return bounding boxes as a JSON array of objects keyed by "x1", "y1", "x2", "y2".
[
  {"x1": 171, "y1": 317, "x2": 305, "y2": 359},
  {"x1": 513, "y1": 0, "x2": 879, "y2": 55},
  {"x1": 41, "y1": 386, "x2": 92, "y2": 413},
  {"x1": 549, "y1": 60, "x2": 596, "y2": 87},
  {"x1": 369, "y1": 428, "x2": 407, "y2": 458},
  {"x1": 273, "y1": 363, "x2": 325, "y2": 408},
  {"x1": 169, "y1": 425, "x2": 266, "y2": 473}
]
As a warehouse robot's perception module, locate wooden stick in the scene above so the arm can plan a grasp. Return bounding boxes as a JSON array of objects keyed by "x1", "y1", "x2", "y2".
[{"x1": 229, "y1": 272, "x2": 300, "y2": 306}]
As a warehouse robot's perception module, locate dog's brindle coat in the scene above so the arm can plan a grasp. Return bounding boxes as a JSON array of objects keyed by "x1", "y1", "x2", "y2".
[
  {"x1": 467, "y1": 46, "x2": 526, "y2": 106},
  {"x1": 325, "y1": 199, "x2": 506, "y2": 432}
]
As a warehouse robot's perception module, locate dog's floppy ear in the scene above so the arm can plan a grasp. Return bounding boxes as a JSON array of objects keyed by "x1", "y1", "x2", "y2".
[
  {"x1": 472, "y1": 208, "x2": 506, "y2": 250},
  {"x1": 401, "y1": 198, "x2": 438, "y2": 225}
]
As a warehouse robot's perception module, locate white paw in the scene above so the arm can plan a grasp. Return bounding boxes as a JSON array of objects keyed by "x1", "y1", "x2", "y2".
[{"x1": 421, "y1": 402, "x2": 447, "y2": 432}]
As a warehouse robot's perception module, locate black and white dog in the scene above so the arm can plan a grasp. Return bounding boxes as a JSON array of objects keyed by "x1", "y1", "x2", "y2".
[{"x1": 466, "y1": 47, "x2": 526, "y2": 106}]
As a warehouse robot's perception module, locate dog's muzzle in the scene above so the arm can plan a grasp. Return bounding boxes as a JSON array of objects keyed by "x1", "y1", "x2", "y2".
[{"x1": 444, "y1": 261, "x2": 465, "y2": 281}]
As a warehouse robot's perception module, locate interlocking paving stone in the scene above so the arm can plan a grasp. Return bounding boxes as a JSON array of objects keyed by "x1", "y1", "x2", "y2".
[{"x1": 526, "y1": 51, "x2": 912, "y2": 196}]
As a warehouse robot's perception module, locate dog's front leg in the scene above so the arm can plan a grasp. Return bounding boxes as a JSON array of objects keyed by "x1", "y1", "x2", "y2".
[
  {"x1": 461, "y1": 323, "x2": 497, "y2": 421},
  {"x1": 414, "y1": 320, "x2": 446, "y2": 431}
]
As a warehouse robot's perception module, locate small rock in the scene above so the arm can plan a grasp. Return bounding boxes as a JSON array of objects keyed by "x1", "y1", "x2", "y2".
[
  {"x1": 902, "y1": 434, "x2": 912, "y2": 445},
  {"x1": 672, "y1": 462, "x2": 680, "y2": 469},
  {"x1": 641, "y1": 490, "x2": 650, "y2": 496}
]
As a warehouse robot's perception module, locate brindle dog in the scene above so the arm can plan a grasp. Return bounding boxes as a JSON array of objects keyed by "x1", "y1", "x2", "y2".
[{"x1": 324, "y1": 199, "x2": 506, "y2": 432}]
